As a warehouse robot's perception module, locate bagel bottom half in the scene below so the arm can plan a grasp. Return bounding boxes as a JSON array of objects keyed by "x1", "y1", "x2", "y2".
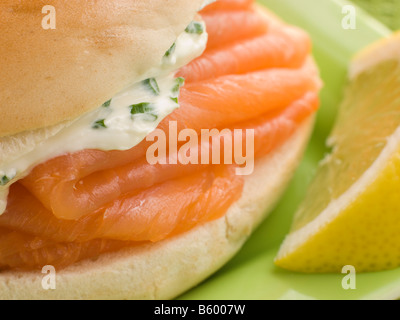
[{"x1": 0, "y1": 116, "x2": 314, "y2": 300}]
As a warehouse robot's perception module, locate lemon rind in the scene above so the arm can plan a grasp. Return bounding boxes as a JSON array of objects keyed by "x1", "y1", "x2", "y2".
[{"x1": 350, "y1": 31, "x2": 400, "y2": 80}]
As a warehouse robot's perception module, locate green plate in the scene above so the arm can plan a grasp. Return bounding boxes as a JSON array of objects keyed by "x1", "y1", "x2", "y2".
[{"x1": 179, "y1": 0, "x2": 400, "y2": 300}]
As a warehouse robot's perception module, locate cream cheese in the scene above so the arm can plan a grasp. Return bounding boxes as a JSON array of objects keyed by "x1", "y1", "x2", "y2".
[{"x1": 0, "y1": 20, "x2": 208, "y2": 215}]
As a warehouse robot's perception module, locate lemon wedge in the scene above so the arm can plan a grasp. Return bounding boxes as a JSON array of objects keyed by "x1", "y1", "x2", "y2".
[{"x1": 275, "y1": 32, "x2": 400, "y2": 273}]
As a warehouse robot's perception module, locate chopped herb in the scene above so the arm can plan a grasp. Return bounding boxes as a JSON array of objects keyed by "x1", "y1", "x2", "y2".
[
  {"x1": 164, "y1": 43, "x2": 176, "y2": 57},
  {"x1": 185, "y1": 21, "x2": 204, "y2": 35},
  {"x1": 142, "y1": 78, "x2": 160, "y2": 95},
  {"x1": 0, "y1": 176, "x2": 10, "y2": 186},
  {"x1": 172, "y1": 77, "x2": 185, "y2": 94},
  {"x1": 92, "y1": 119, "x2": 107, "y2": 129},
  {"x1": 130, "y1": 103, "x2": 158, "y2": 122},
  {"x1": 170, "y1": 97, "x2": 179, "y2": 104},
  {"x1": 102, "y1": 99, "x2": 112, "y2": 107},
  {"x1": 130, "y1": 102, "x2": 152, "y2": 115}
]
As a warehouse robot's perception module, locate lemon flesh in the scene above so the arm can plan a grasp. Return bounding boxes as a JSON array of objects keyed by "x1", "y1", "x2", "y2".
[{"x1": 275, "y1": 34, "x2": 400, "y2": 273}]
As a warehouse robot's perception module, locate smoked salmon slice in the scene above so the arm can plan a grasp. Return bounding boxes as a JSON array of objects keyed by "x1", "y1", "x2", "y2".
[
  {"x1": 0, "y1": 0, "x2": 321, "y2": 269},
  {"x1": 0, "y1": 227, "x2": 129, "y2": 270},
  {"x1": 201, "y1": 9, "x2": 269, "y2": 50},
  {"x1": 3, "y1": 166, "x2": 243, "y2": 243},
  {"x1": 178, "y1": 25, "x2": 311, "y2": 83},
  {"x1": 177, "y1": 60, "x2": 319, "y2": 130}
]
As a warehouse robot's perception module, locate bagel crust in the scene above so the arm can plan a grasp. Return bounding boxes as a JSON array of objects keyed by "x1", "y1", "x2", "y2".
[
  {"x1": 0, "y1": 116, "x2": 314, "y2": 300},
  {"x1": 0, "y1": 0, "x2": 205, "y2": 137}
]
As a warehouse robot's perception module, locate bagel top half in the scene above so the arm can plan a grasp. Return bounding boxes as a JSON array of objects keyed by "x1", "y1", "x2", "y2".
[{"x1": 0, "y1": 0, "x2": 206, "y2": 137}]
